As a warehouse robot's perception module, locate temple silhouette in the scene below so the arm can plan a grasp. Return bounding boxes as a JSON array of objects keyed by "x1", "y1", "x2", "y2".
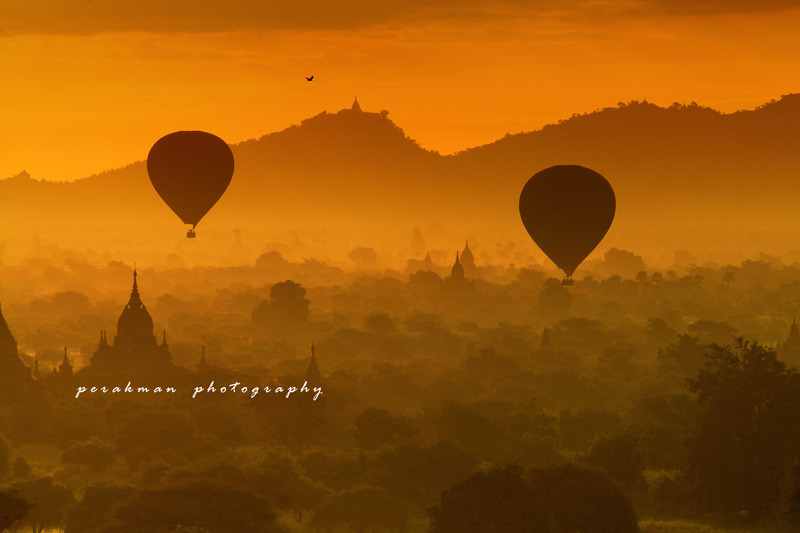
[
  {"x1": 90, "y1": 269, "x2": 172, "y2": 371},
  {"x1": 61, "y1": 268, "x2": 190, "y2": 386},
  {"x1": 0, "y1": 267, "x2": 322, "y2": 394},
  {"x1": 0, "y1": 301, "x2": 36, "y2": 399},
  {"x1": 406, "y1": 240, "x2": 480, "y2": 282},
  {"x1": 43, "y1": 346, "x2": 74, "y2": 384},
  {"x1": 534, "y1": 326, "x2": 557, "y2": 359},
  {"x1": 0, "y1": 302, "x2": 30, "y2": 381},
  {"x1": 460, "y1": 241, "x2": 477, "y2": 278},
  {"x1": 443, "y1": 251, "x2": 476, "y2": 291},
  {"x1": 306, "y1": 343, "x2": 323, "y2": 384},
  {"x1": 780, "y1": 317, "x2": 800, "y2": 363}
]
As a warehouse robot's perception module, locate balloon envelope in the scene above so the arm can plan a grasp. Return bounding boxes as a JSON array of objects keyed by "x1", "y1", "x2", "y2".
[
  {"x1": 519, "y1": 165, "x2": 615, "y2": 278},
  {"x1": 147, "y1": 131, "x2": 234, "y2": 228}
]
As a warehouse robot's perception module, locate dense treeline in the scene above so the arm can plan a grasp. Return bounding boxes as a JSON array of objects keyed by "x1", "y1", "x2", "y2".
[{"x1": 2, "y1": 249, "x2": 800, "y2": 531}]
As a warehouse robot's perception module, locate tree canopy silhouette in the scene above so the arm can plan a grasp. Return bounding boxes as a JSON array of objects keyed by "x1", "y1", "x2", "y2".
[
  {"x1": 252, "y1": 280, "x2": 311, "y2": 326},
  {"x1": 110, "y1": 478, "x2": 283, "y2": 533},
  {"x1": 430, "y1": 464, "x2": 556, "y2": 533},
  {"x1": 686, "y1": 339, "x2": 800, "y2": 518},
  {"x1": 528, "y1": 463, "x2": 639, "y2": 533},
  {"x1": 309, "y1": 486, "x2": 410, "y2": 533},
  {"x1": 0, "y1": 490, "x2": 31, "y2": 532}
]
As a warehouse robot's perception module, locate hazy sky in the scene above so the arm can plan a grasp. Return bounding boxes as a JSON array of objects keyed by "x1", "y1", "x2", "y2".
[{"x1": 2, "y1": 0, "x2": 799, "y2": 180}]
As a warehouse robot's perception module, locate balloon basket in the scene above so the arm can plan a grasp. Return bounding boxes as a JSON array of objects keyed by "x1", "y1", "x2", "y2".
[
  {"x1": 187, "y1": 229, "x2": 196, "y2": 238},
  {"x1": 562, "y1": 277, "x2": 574, "y2": 286}
]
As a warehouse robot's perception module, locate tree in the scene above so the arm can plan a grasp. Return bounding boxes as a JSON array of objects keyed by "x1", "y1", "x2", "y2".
[
  {"x1": 429, "y1": 464, "x2": 556, "y2": 533},
  {"x1": 113, "y1": 408, "x2": 216, "y2": 470},
  {"x1": 408, "y1": 270, "x2": 442, "y2": 292},
  {"x1": 110, "y1": 478, "x2": 284, "y2": 533},
  {"x1": 300, "y1": 449, "x2": 370, "y2": 493},
  {"x1": 52, "y1": 291, "x2": 92, "y2": 315},
  {"x1": 14, "y1": 477, "x2": 75, "y2": 533},
  {"x1": 0, "y1": 436, "x2": 10, "y2": 481},
  {"x1": 559, "y1": 409, "x2": 622, "y2": 452},
  {"x1": 779, "y1": 461, "x2": 800, "y2": 525},
  {"x1": 11, "y1": 457, "x2": 32, "y2": 480},
  {"x1": 402, "y1": 313, "x2": 445, "y2": 334},
  {"x1": 252, "y1": 280, "x2": 310, "y2": 325},
  {"x1": 437, "y1": 403, "x2": 499, "y2": 452},
  {"x1": 644, "y1": 318, "x2": 677, "y2": 345},
  {"x1": 310, "y1": 486, "x2": 410, "y2": 533},
  {"x1": 60, "y1": 438, "x2": 116, "y2": 473},
  {"x1": 515, "y1": 268, "x2": 545, "y2": 289},
  {"x1": 528, "y1": 463, "x2": 639, "y2": 533},
  {"x1": 363, "y1": 312, "x2": 396, "y2": 334},
  {"x1": 348, "y1": 247, "x2": 378, "y2": 268},
  {"x1": 627, "y1": 394, "x2": 696, "y2": 470},
  {"x1": 255, "y1": 250, "x2": 290, "y2": 270},
  {"x1": 597, "y1": 248, "x2": 646, "y2": 278},
  {"x1": 29, "y1": 291, "x2": 92, "y2": 319},
  {"x1": 686, "y1": 320, "x2": 736, "y2": 346},
  {"x1": 63, "y1": 484, "x2": 135, "y2": 533},
  {"x1": 551, "y1": 317, "x2": 608, "y2": 354},
  {"x1": 352, "y1": 408, "x2": 416, "y2": 449},
  {"x1": 372, "y1": 441, "x2": 478, "y2": 506},
  {"x1": 721, "y1": 271, "x2": 735, "y2": 286},
  {"x1": 0, "y1": 490, "x2": 31, "y2": 532},
  {"x1": 537, "y1": 278, "x2": 572, "y2": 315},
  {"x1": 255, "y1": 451, "x2": 329, "y2": 523},
  {"x1": 686, "y1": 339, "x2": 800, "y2": 518},
  {"x1": 585, "y1": 432, "x2": 646, "y2": 495},
  {"x1": 657, "y1": 334, "x2": 705, "y2": 377}
]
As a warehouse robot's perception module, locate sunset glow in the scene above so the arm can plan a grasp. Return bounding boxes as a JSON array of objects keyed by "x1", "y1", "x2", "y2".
[{"x1": 2, "y1": 2, "x2": 799, "y2": 180}]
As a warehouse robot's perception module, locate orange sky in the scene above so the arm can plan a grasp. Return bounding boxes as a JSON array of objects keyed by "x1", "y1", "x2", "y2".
[{"x1": 2, "y1": 1, "x2": 799, "y2": 181}]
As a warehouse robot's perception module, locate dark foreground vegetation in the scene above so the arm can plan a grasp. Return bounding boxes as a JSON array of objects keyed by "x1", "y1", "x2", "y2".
[{"x1": 1, "y1": 247, "x2": 800, "y2": 531}]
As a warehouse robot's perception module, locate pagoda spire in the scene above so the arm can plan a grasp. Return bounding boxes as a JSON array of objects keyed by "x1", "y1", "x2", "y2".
[
  {"x1": 98, "y1": 329, "x2": 109, "y2": 347},
  {"x1": 60, "y1": 346, "x2": 73, "y2": 376},
  {"x1": 306, "y1": 343, "x2": 322, "y2": 383},
  {"x1": 540, "y1": 327, "x2": 551, "y2": 349},
  {"x1": 196, "y1": 345, "x2": 209, "y2": 372},
  {"x1": 123, "y1": 266, "x2": 144, "y2": 310},
  {"x1": 789, "y1": 317, "x2": 800, "y2": 342}
]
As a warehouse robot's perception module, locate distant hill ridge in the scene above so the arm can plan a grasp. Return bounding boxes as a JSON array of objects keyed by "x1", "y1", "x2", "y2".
[{"x1": 3, "y1": 94, "x2": 800, "y2": 233}]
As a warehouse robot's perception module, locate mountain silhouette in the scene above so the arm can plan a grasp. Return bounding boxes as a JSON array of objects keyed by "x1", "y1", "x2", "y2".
[{"x1": 2, "y1": 94, "x2": 800, "y2": 238}]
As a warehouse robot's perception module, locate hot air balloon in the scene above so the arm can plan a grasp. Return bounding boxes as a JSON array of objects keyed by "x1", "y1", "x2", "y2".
[
  {"x1": 519, "y1": 165, "x2": 615, "y2": 285},
  {"x1": 146, "y1": 131, "x2": 234, "y2": 238}
]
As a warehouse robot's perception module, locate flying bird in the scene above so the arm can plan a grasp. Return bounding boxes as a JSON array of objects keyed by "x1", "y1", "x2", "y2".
[{"x1": 306, "y1": 76, "x2": 314, "y2": 81}]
